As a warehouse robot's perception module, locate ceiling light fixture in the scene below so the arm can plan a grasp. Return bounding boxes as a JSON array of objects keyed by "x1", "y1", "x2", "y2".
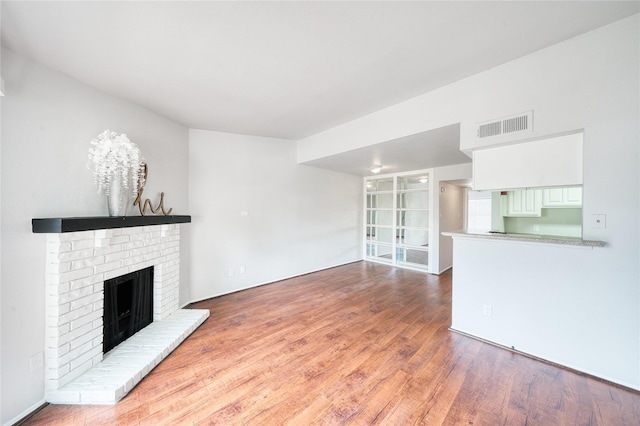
[
  {"x1": 419, "y1": 177, "x2": 428, "y2": 184},
  {"x1": 369, "y1": 165, "x2": 382, "y2": 174}
]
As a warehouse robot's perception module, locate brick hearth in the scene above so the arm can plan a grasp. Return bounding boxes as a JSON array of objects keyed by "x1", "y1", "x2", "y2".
[{"x1": 42, "y1": 223, "x2": 208, "y2": 404}]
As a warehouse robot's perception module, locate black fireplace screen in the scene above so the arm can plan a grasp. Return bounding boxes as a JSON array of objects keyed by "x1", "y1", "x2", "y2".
[{"x1": 103, "y1": 266, "x2": 154, "y2": 353}]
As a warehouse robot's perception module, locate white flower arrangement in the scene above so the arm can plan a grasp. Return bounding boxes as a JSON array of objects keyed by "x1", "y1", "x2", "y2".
[{"x1": 87, "y1": 129, "x2": 144, "y2": 196}]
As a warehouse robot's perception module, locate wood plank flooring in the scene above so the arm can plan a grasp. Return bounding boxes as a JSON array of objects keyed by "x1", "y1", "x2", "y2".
[{"x1": 24, "y1": 261, "x2": 639, "y2": 425}]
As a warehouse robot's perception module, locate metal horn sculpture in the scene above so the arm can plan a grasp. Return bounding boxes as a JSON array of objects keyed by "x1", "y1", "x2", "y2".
[{"x1": 134, "y1": 162, "x2": 173, "y2": 216}]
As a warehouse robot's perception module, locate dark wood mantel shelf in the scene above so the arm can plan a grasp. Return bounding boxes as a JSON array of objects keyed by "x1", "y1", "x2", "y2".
[{"x1": 32, "y1": 215, "x2": 191, "y2": 233}]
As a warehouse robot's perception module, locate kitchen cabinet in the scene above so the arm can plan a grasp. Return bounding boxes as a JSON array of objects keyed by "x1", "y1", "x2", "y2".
[
  {"x1": 472, "y1": 133, "x2": 583, "y2": 191},
  {"x1": 542, "y1": 187, "x2": 582, "y2": 207},
  {"x1": 505, "y1": 189, "x2": 542, "y2": 217}
]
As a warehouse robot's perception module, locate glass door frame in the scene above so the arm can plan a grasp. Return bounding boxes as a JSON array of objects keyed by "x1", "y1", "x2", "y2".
[{"x1": 363, "y1": 168, "x2": 434, "y2": 273}]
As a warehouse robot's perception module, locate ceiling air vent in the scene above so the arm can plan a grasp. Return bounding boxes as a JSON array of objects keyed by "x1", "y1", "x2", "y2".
[{"x1": 476, "y1": 111, "x2": 533, "y2": 139}]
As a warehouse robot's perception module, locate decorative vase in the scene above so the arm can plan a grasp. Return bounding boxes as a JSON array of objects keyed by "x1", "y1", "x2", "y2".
[{"x1": 106, "y1": 173, "x2": 131, "y2": 217}]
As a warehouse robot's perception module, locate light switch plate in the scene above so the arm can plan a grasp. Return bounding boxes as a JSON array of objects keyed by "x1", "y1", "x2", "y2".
[{"x1": 591, "y1": 214, "x2": 606, "y2": 229}]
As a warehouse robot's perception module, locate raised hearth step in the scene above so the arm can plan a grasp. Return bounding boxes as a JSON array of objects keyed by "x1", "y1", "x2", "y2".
[{"x1": 46, "y1": 308, "x2": 209, "y2": 405}]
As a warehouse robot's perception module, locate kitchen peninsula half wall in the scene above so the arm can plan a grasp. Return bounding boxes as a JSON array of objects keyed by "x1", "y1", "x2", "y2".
[{"x1": 444, "y1": 232, "x2": 629, "y2": 391}]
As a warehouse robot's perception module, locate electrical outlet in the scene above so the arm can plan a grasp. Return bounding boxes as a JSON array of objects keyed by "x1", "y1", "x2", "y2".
[
  {"x1": 591, "y1": 214, "x2": 606, "y2": 229},
  {"x1": 29, "y1": 352, "x2": 44, "y2": 373},
  {"x1": 239, "y1": 266, "x2": 246, "y2": 274},
  {"x1": 483, "y1": 304, "x2": 492, "y2": 316}
]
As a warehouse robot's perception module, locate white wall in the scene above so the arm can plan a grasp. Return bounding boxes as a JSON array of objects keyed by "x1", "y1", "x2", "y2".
[
  {"x1": 430, "y1": 163, "x2": 473, "y2": 274},
  {"x1": 437, "y1": 182, "x2": 464, "y2": 273},
  {"x1": 298, "y1": 15, "x2": 640, "y2": 389},
  {"x1": 450, "y1": 237, "x2": 638, "y2": 388},
  {"x1": 0, "y1": 49, "x2": 189, "y2": 425},
  {"x1": 452, "y1": 15, "x2": 639, "y2": 390},
  {"x1": 189, "y1": 129, "x2": 362, "y2": 301}
]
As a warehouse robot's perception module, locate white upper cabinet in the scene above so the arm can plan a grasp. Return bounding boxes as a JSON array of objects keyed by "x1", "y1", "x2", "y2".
[
  {"x1": 505, "y1": 189, "x2": 542, "y2": 217},
  {"x1": 542, "y1": 187, "x2": 583, "y2": 207},
  {"x1": 472, "y1": 133, "x2": 583, "y2": 191}
]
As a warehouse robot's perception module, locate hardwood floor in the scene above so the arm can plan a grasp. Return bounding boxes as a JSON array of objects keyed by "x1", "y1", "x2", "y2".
[{"x1": 25, "y1": 261, "x2": 639, "y2": 425}]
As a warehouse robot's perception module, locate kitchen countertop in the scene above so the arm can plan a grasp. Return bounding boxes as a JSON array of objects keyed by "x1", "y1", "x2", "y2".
[{"x1": 442, "y1": 229, "x2": 606, "y2": 248}]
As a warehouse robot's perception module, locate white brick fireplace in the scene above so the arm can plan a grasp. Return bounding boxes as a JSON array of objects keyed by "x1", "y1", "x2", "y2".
[{"x1": 39, "y1": 220, "x2": 209, "y2": 404}]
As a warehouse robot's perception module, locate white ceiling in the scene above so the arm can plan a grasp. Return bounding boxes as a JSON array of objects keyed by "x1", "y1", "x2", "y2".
[
  {"x1": 2, "y1": 1, "x2": 639, "y2": 175},
  {"x1": 303, "y1": 123, "x2": 469, "y2": 176}
]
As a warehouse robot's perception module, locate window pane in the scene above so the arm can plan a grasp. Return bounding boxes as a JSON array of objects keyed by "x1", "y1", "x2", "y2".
[
  {"x1": 396, "y1": 248, "x2": 429, "y2": 268},
  {"x1": 366, "y1": 178, "x2": 393, "y2": 192},
  {"x1": 397, "y1": 175, "x2": 429, "y2": 191},
  {"x1": 367, "y1": 193, "x2": 393, "y2": 209},
  {"x1": 366, "y1": 243, "x2": 393, "y2": 263},
  {"x1": 397, "y1": 210, "x2": 429, "y2": 228},
  {"x1": 366, "y1": 226, "x2": 393, "y2": 243},
  {"x1": 367, "y1": 209, "x2": 393, "y2": 226},
  {"x1": 398, "y1": 229, "x2": 429, "y2": 246},
  {"x1": 397, "y1": 191, "x2": 429, "y2": 209}
]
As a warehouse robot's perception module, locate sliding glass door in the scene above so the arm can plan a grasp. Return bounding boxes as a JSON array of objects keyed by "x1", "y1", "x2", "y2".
[
  {"x1": 365, "y1": 177, "x2": 394, "y2": 263},
  {"x1": 365, "y1": 171, "x2": 432, "y2": 272},
  {"x1": 396, "y1": 174, "x2": 430, "y2": 270}
]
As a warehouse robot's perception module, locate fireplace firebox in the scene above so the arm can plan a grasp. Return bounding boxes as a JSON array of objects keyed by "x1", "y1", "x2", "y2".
[{"x1": 103, "y1": 266, "x2": 154, "y2": 353}]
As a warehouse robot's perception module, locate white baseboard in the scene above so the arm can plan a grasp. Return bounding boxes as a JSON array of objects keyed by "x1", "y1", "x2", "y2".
[
  {"x1": 438, "y1": 265, "x2": 453, "y2": 274},
  {"x1": 4, "y1": 399, "x2": 46, "y2": 426},
  {"x1": 182, "y1": 259, "x2": 364, "y2": 307}
]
